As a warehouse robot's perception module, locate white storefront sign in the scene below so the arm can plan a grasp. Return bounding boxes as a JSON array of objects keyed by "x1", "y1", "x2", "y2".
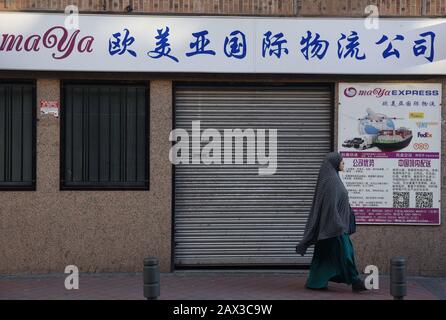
[
  {"x1": 338, "y1": 83, "x2": 441, "y2": 225},
  {"x1": 0, "y1": 12, "x2": 446, "y2": 74}
]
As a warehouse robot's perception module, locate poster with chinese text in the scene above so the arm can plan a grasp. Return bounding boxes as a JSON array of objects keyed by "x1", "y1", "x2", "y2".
[{"x1": 338, "y1": 83, "x2": 441, "y2": 225}]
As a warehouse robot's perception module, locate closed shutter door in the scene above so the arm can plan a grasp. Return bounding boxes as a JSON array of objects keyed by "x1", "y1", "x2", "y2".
[{"x1": 174, "y1": 84, "x2": 333, "y2": 267}]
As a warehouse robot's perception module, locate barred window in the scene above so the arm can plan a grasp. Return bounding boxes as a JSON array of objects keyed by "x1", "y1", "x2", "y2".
[
  {"x1": 0, "y1": 82, "x2": 35, "y2": 190},
  {"x1": 61, "y1": 82, "x2": 149, "y2": 189}
]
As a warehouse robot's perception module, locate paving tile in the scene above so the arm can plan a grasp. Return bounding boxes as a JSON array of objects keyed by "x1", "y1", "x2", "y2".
[{"x1": 0, "y1": 273, "x2": 444, "y2": 300}]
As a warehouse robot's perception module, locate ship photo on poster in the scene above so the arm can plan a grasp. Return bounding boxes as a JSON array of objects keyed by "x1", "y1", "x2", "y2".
[{"x1": 338, "y1": 83, "x2": 441, "y2": 225}]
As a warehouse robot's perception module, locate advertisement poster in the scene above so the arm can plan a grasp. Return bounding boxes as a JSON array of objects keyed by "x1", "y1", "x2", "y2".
[{"x1": 338, "y1": 83, "x2": 441, "y2": 225}]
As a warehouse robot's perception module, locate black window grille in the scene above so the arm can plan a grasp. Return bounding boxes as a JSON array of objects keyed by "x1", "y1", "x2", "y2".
[
  {"x1": 61, "y1": 82, "x2": 149, "y2": 190},
  {"x1": 0, "y1": 81, "x2": 36, "y2": 190}
]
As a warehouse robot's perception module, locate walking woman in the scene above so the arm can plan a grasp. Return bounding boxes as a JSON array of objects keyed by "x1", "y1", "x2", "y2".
[{"x1": 295, "y1": 152, "x2": 367, "y2": 292}]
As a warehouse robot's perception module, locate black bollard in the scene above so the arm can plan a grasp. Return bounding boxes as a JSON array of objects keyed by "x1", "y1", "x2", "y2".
[
  {"x1": 143, "y1": 257, "x2": 160, "y2": 300},
  {"x1": 390, "y1": 257, "x2": 407, "y2": 300}
]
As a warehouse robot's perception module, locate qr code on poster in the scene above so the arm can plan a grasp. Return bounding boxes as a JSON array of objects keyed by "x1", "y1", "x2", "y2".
[
  {"x1": 416, "y1": 192, "x2": 433, "y2": 208},
  {"x1": 393, "y1": 192, "x2": 409, "y2": 208}
]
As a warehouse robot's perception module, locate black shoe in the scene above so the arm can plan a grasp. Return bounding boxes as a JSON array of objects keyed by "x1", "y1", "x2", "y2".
[
  {"x1": 352, "y1": 279, "x2": 367, "y2": 292},
  {"x1": 306, "y1": 285, "x2": 328, "y2": 291}
]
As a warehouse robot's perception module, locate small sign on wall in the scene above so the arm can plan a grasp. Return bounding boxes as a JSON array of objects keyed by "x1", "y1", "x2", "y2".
[{"x1": 40, "y1": 100, "x2": 59, "y2": 117}]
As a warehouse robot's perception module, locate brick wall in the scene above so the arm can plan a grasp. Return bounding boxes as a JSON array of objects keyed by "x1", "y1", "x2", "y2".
[
  {"x1": 1, "y1": 0, "x2": 446, "y2": 17},
  {"x1": 298, "y1": 0, "x2": 425, "y2": 16},
  {"x1": 0, "y1": 0, "x2": 295, "y2": 15}
]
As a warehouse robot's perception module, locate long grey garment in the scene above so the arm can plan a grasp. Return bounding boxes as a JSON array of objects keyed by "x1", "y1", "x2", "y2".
[{"x1": 295, "y1": 152, "x2": 352, "y2": 256}]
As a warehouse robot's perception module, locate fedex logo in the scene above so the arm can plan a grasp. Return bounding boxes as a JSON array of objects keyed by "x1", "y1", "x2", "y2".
[{"x1": 417, "y1": 132, "x2": 432, "y2": 138}]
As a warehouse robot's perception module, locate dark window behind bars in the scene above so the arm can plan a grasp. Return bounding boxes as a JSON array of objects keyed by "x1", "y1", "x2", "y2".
[
  {"x1": 0, "y1": 82, "x2": 36, "y2": 190},
  {"x1": 61, "y1": 83, "x2": 149, "y2": 189}
]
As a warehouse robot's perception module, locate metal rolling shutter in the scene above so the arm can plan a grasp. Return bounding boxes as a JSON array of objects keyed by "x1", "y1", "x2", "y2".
[{"x1": 174, "y1": 84, "x2": 333, "y2": 267}]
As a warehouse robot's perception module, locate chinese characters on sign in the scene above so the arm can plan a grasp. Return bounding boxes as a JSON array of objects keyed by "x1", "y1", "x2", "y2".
[
  {"x1": 0, "y1": 13, "x2": 445, "y2": 74},
  {"x1": 338, "y1": 83, "x2": 441, "y2": 225},
  {"x1": 107, "y1": 27, "x2": 436, "y2": 63}
]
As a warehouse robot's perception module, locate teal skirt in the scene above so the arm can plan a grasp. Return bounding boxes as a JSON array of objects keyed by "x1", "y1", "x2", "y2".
[{"x1": 306, "y1": 233, "x2": 360, "y2": 289}]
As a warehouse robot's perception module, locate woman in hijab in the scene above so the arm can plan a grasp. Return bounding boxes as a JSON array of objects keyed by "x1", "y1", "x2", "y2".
[{"x1": 295, "y1": 152, "x2": 367, "y2": 292}]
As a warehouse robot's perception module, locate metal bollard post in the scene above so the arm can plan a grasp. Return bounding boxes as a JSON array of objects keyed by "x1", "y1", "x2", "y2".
[
  {"x1": 143, "y1": 257, "x2": 160, "y2": 300},
  {"x1": 390, "y1": 257, "x2": 407, "y2": 300}
]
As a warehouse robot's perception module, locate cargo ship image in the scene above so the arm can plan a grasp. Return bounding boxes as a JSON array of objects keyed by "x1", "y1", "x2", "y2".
[{"x1": 373, "y1": 127, "x2": 413, "y2": 151}]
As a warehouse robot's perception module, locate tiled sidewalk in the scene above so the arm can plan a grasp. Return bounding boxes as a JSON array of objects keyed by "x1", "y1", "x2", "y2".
[{"x1": 0, "y1": 272, "x2": 444, "y2": 300}]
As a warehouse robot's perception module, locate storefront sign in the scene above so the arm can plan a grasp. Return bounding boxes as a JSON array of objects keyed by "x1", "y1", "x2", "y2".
[
  {"x1": 338, "y1": 83, "x2": 441, "y2": 225},
  {"x1": 1, "y1": 12, "x2": 446, "y2": 74}
]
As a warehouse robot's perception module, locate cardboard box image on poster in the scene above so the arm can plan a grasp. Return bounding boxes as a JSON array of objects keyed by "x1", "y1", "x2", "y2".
[{"x1": 338, "y1": 83, "x2": 441, "y2": 225}]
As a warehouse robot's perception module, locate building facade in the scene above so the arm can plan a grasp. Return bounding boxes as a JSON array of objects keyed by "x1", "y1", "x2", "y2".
[{"x1": 1, "y1": 0, "x2": 445, "y2": 277}]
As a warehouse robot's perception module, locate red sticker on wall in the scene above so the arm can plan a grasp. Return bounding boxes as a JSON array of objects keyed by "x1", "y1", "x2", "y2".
[{"x1": 40, "y1": 100, "x2": 59, "y2": 117}]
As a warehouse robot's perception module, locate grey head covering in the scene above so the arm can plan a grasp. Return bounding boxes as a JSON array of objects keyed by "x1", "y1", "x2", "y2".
[{"x1": 295, "y1": 152, "x2": 352, "y2": 256}]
